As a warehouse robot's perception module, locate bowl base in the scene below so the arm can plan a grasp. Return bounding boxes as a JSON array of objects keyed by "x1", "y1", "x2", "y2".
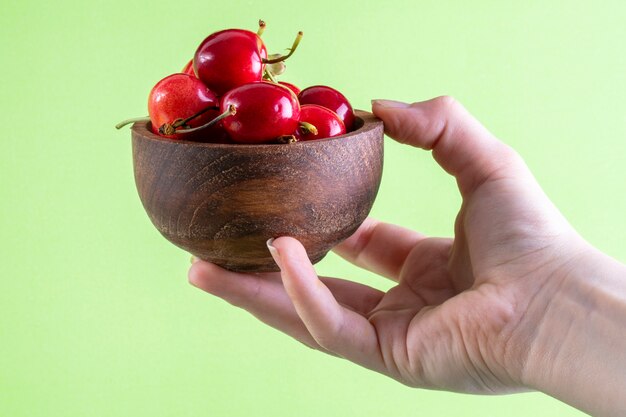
[{"x1": 199, "y1": 250, "x2": 329, "y2": 273}]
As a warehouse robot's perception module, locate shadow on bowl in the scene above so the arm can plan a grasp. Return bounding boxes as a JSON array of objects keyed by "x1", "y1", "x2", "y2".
[{"x1": 131, "y1": 110, "x2": 384, "y2": 272}]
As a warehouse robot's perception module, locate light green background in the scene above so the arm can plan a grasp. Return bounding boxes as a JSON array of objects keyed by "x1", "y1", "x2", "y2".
[{"x1": 1, "y1": 1, "x2": 625, "y2": 416}]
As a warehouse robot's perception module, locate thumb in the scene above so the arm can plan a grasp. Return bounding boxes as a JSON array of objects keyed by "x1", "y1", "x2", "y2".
[
  {"x1": 267, "y1": 237, "x2": 385, "y2": 372},
  {"x1": 372, "y1": 96, "x2": 528, "y2": 196}
]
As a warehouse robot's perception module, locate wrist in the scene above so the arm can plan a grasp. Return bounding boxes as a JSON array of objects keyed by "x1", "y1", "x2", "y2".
[{"x1": 521, "y1": 244, "x2": 626, "y2": 417}]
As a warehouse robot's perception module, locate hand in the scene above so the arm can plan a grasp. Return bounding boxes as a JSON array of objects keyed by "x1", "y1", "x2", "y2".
[{"x1": 188, "y1": 97, "x2": 626, "y2": 413}]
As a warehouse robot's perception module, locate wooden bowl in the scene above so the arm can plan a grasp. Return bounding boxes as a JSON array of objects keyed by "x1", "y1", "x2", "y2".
[{"x1": 131, "y1": 110, "x2": 384, "y2": 272}]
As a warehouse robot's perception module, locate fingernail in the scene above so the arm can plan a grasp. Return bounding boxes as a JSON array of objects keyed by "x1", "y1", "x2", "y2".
[
  {"x1": 190, "y1": 255, "x2": 200, "y2": 264},
  {"x1": 266, "y1": 238, "x2": 282, "y2": 269},
  {"x1": 371, "y1": 99, "x2": 410, "y2": 108}
]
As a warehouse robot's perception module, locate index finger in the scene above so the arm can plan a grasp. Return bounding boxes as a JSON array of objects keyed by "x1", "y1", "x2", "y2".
[{"x1": 333, "y1": 217, "x2": 426, "y2": 281}]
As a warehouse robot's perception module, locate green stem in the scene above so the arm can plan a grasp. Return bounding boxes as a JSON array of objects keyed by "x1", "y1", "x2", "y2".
[
  {"x1": 262, "y1": 31, "x2": 303, "y2": 64},
  {"x1": 264, "y1": 69, "x2": 278, "y2": 83},
  {"x1": 175, "y1": 105, "x2": 219, "y2": 128},
  {"x1": 257, "y1": 19, "x2": 266, "y2": 36},
  {"x1": 115, "y1": 116, "x2": 150, "y2": 130},
  {"x1": 157, "y1": 105, "x2": 220, "y2": 135},
  {"x1": 175, "y1": 105, "x2": 236, "y2": 134},
  {"x1": 277, "y1": 135, "x2": 298, "y2": 144},
  {"x1": 299, "y1": 121, "x2": 318, "y2": 136}
]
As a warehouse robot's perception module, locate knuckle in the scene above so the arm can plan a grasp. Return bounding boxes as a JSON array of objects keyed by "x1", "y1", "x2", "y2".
[
  {"x1": 312, "y1": 334, "x2": 336, "y2": 351},
  {"x1": 231, "y1": 278, "x2": 262, "y2": 306},
  {"x1": 498, "y1": 142, "x2": 526, "y2": 168},
  {"x1": 432, "y1": 95, "x2": 463, "y2": 115},
  {"x1": 311, "y1": 320, "x2": 344, "y2": 352}
]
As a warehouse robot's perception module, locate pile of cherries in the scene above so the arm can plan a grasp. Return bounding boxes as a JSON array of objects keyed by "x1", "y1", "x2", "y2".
[{"x1": 117, "y1": 21, "x2": 355, "y2": 144}]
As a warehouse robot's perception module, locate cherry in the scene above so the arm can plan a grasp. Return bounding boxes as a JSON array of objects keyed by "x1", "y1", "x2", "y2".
[
  {"x1": 261, "y1": 80, "x2": 299, "y2": 100},
  {"x1": 197, "y1": 22, "x2": 269, "y2": 74},
  {"x1": 298, "y1": 85, "x2": 355, "y2": 131},
  {"x1": 147, "y1": 73, "x2": 219, "y2": 139},
  {"x1": 117, "y1": 23, "x2": 358, "y2": 147},
  {"x1": 247, "y1": 32, "x2": 268, "y2": 60},
  {"x1": 183, "y1": 22, "x2": 268, "y2": 82},
  {"x1": 278, "y1": 81, "x2": 301, "y2": 96},
  {"x1": 181, "y1": 59, "x2": 195, "y2": 76},
  {"x1": 296, "y1": 104, "x2": 346, "y2": 141},
  {"x1": 193, "y1": 30, "x2": 263, "y2": 95},
  {"x1": 194, "y1": 30, "x2": 302, "y2": 96},
  {"x1": 182, "y1": 21, "x2": 266, "y2": 81},
  {"x1": 218, "y1": 82, "x2": 301, "y2": 143}
]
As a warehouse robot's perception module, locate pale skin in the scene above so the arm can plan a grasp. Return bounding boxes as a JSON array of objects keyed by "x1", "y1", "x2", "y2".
[{"x1": 188, "y1": 97, "x2": 626, "y2": 417}]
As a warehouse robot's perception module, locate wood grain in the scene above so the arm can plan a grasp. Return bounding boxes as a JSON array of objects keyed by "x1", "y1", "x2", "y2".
[{"x1": 131, "y1": 110, "x2": 384, "y2": 272}]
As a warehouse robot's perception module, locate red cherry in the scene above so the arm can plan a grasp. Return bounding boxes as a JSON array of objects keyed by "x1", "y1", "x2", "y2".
[
  {"x1": 296, "y1": 104, "x2": 346, "y2": 141},
  {"x1": 220, "y1": 82, "x2": 301, "y2": 143},
  {"x1": 298, "y1": 85, "x2": 355, "y2": 131},
  {"x1": 193, "y1": 30, "x2": 267, "y2": 96},
  {"x1": 194, "y1": 29, "x2": 302, "y2": 96},
  {"x1": 181, "y1": 59, "x2": 195, "y2": 76},
  {"x1": 278, "y1": 81, "x2": 301, "y2": 96},
  {"x1": 239, "y1": 29, "x2": 268, "y2": 60},
  {"x1": 147, "y1": 73, "x2": 219, "y2": 139},
  {"x1": 261, "y1": 80, "x2": 299, "y2": 100}
]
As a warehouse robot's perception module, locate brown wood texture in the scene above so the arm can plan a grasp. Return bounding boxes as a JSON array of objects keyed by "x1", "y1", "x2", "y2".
[{"x1": 131, "y1": 110, "x2": 384, "y2": 272}]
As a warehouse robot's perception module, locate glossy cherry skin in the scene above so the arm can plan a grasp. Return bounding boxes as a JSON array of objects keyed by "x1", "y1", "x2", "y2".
[
  {"x1": 262, "y1": 80, "x2": 298, "y2": 100},
  {"x1": 181, "y1": 59, "x2": 195, "y2": 76},
  {"x1": 148, "y1": 73, "x2": 219, "y2": 139},
  {"x1": 296, "y1": 104, "x2": 346, "y2": 141},
  {"x1": 278, "y1": 81, "x2": 301, "y2": 96},
  {"x1": 298, "y1": 85, "x2": 355, "y2": 131},
  {"x1": 182, "y1": 27, "x2": 267, "y2": 80},
  {"x1": 221, "y1": 82, "x2": 301, "y2": 143},
  {"x1": 194, "y1": 29, "x2": 267, "y2": 95},
  {"x1": 238, "y1": 29, "x2": 267, "y2": 60}
]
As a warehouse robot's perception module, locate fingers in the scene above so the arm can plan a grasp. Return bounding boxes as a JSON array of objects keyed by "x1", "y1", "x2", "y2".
[
  {"x1": 269, "y1": 237, "x2": 386, "y2": 373},
  {"x1": 188, "y1": 257, "x2": 386, "y2": 353},
  {"x1": 188, "y1": 261, "x2": 320, "y2": 348},
  {"x1": 320, "y1": 276, "x2": 384, "y2": 316},
  {"x1": 333, "y1": 217, "x2": 427, "y2": 281},
  {"x1": 372, "y1": 97, "x2": 530, "y2": 196}
]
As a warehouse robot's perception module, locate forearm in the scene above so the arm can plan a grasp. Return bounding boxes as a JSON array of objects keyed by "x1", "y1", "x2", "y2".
[{"x1": 524, "y1": 246, "x2": 626, "y2": 417}]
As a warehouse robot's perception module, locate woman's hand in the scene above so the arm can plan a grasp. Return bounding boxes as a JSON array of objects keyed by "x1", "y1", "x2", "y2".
[{"x1": 189, "y1": 97, "x2": 626, "y2": 416}]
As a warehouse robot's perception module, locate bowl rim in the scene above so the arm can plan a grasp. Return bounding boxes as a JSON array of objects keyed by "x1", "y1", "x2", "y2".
[{"x1": 131, "y1": 109, "x2": 381, "y2": 148}]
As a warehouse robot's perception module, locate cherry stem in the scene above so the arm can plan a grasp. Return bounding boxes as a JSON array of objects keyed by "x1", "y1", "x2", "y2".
[
  {"x1": 257, "y1": 20, "x2": 266, "y2": 36},
  {"x1": 177, "y1": 105, "x2": 219, "y2": 127},
  {"x1": 262, "y1": 31, "x2": 303, "y2": 64},
  {"x1": 158, "y1": 105, "x2": 220, "y2": 135},
  {"x1": 299, "y1": 121, "x2": 318, "y2": 136},
  {"x1": 264, "y1": 69, "x2": 278, "y2": 83},
  {"x1": 115, "y1": 116, "x2": 150, "y2": 130},
  {"x1": 277, "y1": 135, "x2": 298, "y2": 144},
  {"x1": 175, "y1": 105, "x2": 236, "y2": 134}
]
